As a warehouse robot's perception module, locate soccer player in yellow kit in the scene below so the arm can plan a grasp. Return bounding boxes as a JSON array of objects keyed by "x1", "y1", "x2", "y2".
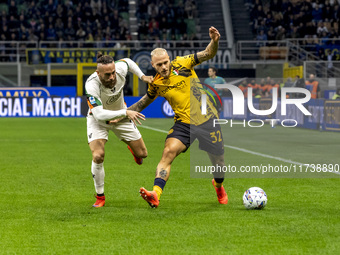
[{"x1": 129, "y1": 27, "x2": 228, "y2": 208}]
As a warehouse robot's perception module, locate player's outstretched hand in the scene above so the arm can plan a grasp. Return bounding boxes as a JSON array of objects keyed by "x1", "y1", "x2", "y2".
[
  {"x1": 126, "y1": 110, "x2": 145, "y2": 125},
  {"x1": 108, "y1": 117, "x2": 125, "y2": 124},
  {"x1": 209, "y1": 26, "x2": 220, "y2": 42},
  {"x1": 141, "y1": 75, "x2": 154, "y2": 84}
]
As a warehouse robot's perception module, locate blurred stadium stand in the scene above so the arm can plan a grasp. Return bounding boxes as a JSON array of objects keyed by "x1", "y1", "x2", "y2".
[
  {"x1": 0, "y1": 0, "x2": 339, "y2": 131},
  {"x1": 0, "y1": 0, "x2": 339, "y2": 94}
]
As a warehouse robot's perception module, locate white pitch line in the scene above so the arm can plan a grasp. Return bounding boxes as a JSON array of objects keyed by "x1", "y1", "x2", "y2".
[
  {"x1": 140, "y1": 125, "x2": 340, "y2": 176},
  {"x1": 140, "y1": 125, "x2": 169, "y2": 134}
]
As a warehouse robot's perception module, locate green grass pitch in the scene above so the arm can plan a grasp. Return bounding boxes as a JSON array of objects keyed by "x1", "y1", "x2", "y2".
[{"x1": 0, "y1": 118, "x2": 339, "y2": 254}]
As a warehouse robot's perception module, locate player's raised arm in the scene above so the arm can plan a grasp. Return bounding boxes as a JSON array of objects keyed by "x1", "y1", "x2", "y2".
[
  {"x1": 197, "y1": 26, "x2": 220, "y2": 63},
  {"x1": 128, "y1": 94, "x2": 155, "y2": 112},
  {"x1": 121, "y1": 58, "x2": 154, "y2": 83}
]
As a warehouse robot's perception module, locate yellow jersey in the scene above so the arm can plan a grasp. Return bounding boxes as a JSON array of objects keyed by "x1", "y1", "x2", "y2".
[{"x1": 147, "y1": 53, "x2": 218, "y2": 125}]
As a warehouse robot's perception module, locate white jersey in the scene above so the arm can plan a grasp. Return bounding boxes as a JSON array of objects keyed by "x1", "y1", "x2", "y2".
[{"x1": 85, "y1": 60, "x2": 129, "y2": 115}]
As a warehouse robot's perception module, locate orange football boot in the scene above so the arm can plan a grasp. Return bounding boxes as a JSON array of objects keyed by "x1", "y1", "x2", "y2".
[
  {"x1": 127, "y1": 145, "x2": 143, "y2": 165},
  {"x1": 139, "y1": 187, "x2": 159, "y2": 208},
  {"x1": 212, "y1": 179, "x2": 228, "y2": 204},
  {"x1": 93, "y1": 195, "x2": 105, "y2": 208}
]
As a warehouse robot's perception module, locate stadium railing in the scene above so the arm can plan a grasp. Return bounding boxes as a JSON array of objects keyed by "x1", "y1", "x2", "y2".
[
  {"x1": 236, "y1": 40, "x2": 319, "y2": 65},
  {"x1": 0, "y1": 40, "x2": 230, "y2": 63}
]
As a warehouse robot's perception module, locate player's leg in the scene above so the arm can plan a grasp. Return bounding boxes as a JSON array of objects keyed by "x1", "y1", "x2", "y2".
[
  {"x1": 140, "y1": 137, "x2": 187, "y2": 208},
  {"x1": 207, "y1": 152, "x2": 228, "y2": 204},
  {"x1": 111, "y1": 119, "x2": 146, "y2": 165},
  {"x1": 89, "y1": 139, "x2": 107, "y2": 207},
  {"x1": 196, "y1": 120, "x2": 228, "y2": 204},
  {"x1": 124, "y1": 137, "x2": 148, "y2": 165},
  {"x1": 87, "y1": 116, "x2": 109, "y2": 207},
  {"x1": 140, "y1": 122, "x2": 190, "y2": 208}
]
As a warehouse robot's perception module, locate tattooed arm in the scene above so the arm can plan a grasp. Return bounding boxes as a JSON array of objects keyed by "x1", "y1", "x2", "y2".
[
  {"x1": 197, "y1": 26, "x2": 221, "y2": 63},
  {"x1": 128, "y1": 94, "x2": 155, "y2": 112}
]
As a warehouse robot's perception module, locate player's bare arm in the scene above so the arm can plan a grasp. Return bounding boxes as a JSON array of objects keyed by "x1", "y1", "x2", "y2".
[
  {"x1": 128, "y1": 94, "x2": 155, "y2": 112},
  {"x1": 197, "y1": 26, "x2": 220, "y2": 63}
]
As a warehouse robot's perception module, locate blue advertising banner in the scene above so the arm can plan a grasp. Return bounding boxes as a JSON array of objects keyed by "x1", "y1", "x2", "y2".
[
  {"x1": 0, "y1": 97, "x2": 83, "y2": 117},
  {"x1": 0, "y1": 96, "x2": 172, "y2": 119},
  {"x1": 0, "y1": 87, "x2": 76, "y2": 98}
]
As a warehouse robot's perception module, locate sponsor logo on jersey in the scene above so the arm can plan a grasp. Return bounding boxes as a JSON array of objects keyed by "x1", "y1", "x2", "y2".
[{"x1": 106, "y1": 90, "x2": 122, "y2": 105}]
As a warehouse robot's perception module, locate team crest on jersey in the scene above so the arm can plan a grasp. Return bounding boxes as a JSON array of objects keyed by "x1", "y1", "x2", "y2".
[{"x1": 162, "y1": 79, "x2": 170, "y2": 85}]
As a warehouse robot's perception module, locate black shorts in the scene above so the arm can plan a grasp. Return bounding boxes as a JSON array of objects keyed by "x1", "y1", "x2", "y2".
[{"x1": 166, "y1": 119, "x2": 224, "y2": 156}]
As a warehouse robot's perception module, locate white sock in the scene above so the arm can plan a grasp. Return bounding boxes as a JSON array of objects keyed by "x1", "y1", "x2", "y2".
[{"x1": 91, "y1": 161, "x2": 105, "y2": 195}]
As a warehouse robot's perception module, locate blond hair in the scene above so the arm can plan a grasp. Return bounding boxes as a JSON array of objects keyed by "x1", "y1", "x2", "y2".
[{"x1": 151, "y1": 48, "x2": 168, "y2": 57}]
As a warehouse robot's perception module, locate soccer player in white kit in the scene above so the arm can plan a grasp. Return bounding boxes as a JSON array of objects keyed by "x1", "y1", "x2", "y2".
[{"x1": 85, "y1": 53, "x2": 154, "y2": 207}]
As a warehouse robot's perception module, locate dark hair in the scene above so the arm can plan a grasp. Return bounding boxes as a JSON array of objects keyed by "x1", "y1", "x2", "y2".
[
  {"x1": 209, "y1": 67, "x2": 217, "y2": 73},
  {"x1": 97, "y1": 52, "x2": 114, "y2": 64}
]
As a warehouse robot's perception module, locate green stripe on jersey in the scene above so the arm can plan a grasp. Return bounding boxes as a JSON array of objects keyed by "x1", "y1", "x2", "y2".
[{"x1": 86, "y1": 94, "x2": 102, "y2": 106}]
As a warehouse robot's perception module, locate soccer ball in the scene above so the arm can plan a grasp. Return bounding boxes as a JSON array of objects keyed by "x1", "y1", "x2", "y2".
[{"x1": 243, "y1": 187, "x2": 267, "y2": 209}]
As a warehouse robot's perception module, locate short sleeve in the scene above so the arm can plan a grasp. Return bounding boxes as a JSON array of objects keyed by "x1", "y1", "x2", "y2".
[{"x1": 175, "y1": 53, "x2": 200, "y2": 69}]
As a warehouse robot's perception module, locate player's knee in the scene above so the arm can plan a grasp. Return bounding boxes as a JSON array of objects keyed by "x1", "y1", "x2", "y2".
[
  {"x1": 211, "y1": 154, "x2": 225, "y2": 166},
  {"x1": 136, "y1": 147, "x2": 148, "y2": 158},
  {"x1": 93, "y1": 151, "x2": 105, "y2": 164},
  {"x1": 162, "y1": 145, "x2": 177, "y2": 159}
]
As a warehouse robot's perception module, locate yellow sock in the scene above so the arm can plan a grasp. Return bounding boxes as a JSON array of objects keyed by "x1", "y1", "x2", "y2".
[
  {"x1": 214, "y1": 180, "x2": 223, "y2": 188},
  {"x1": 153, "y1": 185, "x2": 163, "y2": 200}
]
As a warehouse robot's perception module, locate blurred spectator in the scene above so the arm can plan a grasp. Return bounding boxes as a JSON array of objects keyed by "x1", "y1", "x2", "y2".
[
  {"x1": 256, "y1": 30, "x2": 267, "y2": 46},
  {"x1": 46, "y1": 24, "x2": 57, "y2": 41},
  {"x1": 247, "y1": 79, "x2": 259, "y2": 97},
  {"x1": 8, "y1": 0, "x2": 17, "y2": 19},
  {"x1": 332, "y1": 88, "x2": 340, "y2": 99},
  {"x1": 76, "y1": 26, "x2": 86, "y2": 41},
  {"x1": 91, "y1": 0, "x2": 102, "y2": 14},
  {"x1": 45, "y1": 0, "x2": 57, "y2": 14},
  {"x1": 8, "y1": 15, "x2": 19, "y2": 35},
  {"x1": 317, "y1": 21, "x2": 328, "y2": 37},
  {"x1": 148, "y1": 2, "x2": 159, "y2": 19},
  {"x1": 326, "y1": 50, "x2": 335, "y2": 77},
  {"x1": 65, "y1": 22, "x2": 76, "y2": 40},
  {"x1": 239, "y1": 80, "x2": 249, "y2": 97},
  {"x1": 137, "y1": 0, "x2": 149, "y2": 21},
  {"x1": 55, "y1": 18, "x2": 64, "y2": 40},
  {"x1": 0, "y1": 34, "x2": 7, "y2": 61},
  {"x1": 119, "y1": 0, "x2": 129, "y2": 12},
  {"x1": 138, "y1": 19, "x2": 148, "y2": 40},
  {"x1": 275, "y1": 26, "x2": 286, "y2": 40},
  {"x1": 305, "y1": 74, "x2": 320, "y2": 99},
  {"x1": 184, "y1": 0, "x2": 197, "y2": 19},
  {"x1": 312, "y1": 4, "x2": 323, "y2": 22},
  {"x1": 204, "y1": 67, "x2": 226, "y2": 113},
  {"x1": 28, "y1": 28, "x2": 39, "y2": 42},
  {"x1": 284, "y1": 77, "x2": 294, "y2": 87}
]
